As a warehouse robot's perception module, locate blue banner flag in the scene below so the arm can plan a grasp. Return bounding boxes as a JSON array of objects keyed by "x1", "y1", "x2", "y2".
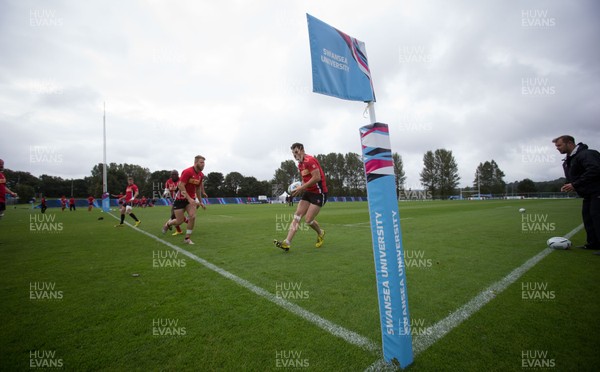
[
  {"x1": 360, "y1": 123, "x2": 413, "y2": 367},
  {"x1": 307, "y1": 14, "x2": 375, "y2": 102},
  {"x1": 102, "y1": 192, "x2": 110, "y2": 212}
]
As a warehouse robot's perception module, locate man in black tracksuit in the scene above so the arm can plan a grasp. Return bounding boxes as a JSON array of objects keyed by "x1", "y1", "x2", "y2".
[{"x1": 553, "y1": 135, "x2": 600, "y2": 254}]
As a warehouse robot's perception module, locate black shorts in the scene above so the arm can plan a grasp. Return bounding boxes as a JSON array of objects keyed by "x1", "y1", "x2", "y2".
[
  {"x1": 173, "y1": 199, "x2": 189, "y2": 210},
  {"x1": 302, "y1": 192, "x2": 327, "y2": 207},
  {"x1": 0, "y1": 202, "x2": 5, "y2": 212}
]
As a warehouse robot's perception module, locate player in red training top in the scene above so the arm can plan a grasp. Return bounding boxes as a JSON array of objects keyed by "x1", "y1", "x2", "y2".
[
  {"x1": 60, "y1": 196, "x2": 67, "y2": 211},
  {"x1": 40, "y1": 196, "x2": 47, "y2": 213},
  {"x1": 274, "y1": 143, "x2": 327, "y2": 251},
  {"x1": 164, "y1": 170, "x2": 179, "y2": 201},
  {"x1": 164, "y1": 169, "x2": 186, "y2": 236},
  {"x1": 162, "y1": 155, "x2": 207, "y2": 244},
  {"x1": 87, "y1": 195, "x2": 95, "y2": 211},
  {"x1": 0, "y1": 159, "x2": 18, "y2": 220},
  {"x1": 115, "y1": 177, "x2": 141, "y2": 227},
  {"x1": 69, "y1": 197, "x2": 76, "y2": 211}
]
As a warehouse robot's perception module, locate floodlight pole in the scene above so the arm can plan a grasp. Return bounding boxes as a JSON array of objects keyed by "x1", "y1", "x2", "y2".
[
  {"x1": 477, "y1": 170, "x2": 481, "y2": 200},
  {"x1": 101, "y1": 102, "x2": 111, "y2": 212},
  {"x1": 102, "y1": 102, "x2": 107, "y2": 195}
]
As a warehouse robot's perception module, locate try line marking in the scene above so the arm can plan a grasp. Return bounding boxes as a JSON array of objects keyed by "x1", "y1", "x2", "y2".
[
  {"x1": 107, "y1": 213, "x2": 380, "y2": 355},
  {"x1": 366, "y1": 223, "x2": 584, "y2": 371}
]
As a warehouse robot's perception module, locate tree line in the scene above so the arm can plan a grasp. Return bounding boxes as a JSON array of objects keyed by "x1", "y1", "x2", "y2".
[
  {"x1": 1, "y1": 163, "x2": 274, "y2": 202},
  {"x1": 2, "y1": 150, "x2": 564, "y2": 202}
]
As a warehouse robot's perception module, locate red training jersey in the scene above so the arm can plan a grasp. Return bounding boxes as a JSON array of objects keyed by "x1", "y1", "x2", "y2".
[
  {"x1": 165, "y1": 178, "x2": 178, "y2": 199},
  {"x1": 298, "y1": 154, "x2": 328, "y2": 194},
  {"x1": 125, "y1": 184, "x2": 138, "y2": 202},
  {"x1": 87, "y1": 196, "x2": 94, "y2": 204},
  {"x1": 176, "y1": 166, "x2": 204, "y2": 200},
  {"x1": 0, "y1": 172, "x2": 6, "y2": 203}
]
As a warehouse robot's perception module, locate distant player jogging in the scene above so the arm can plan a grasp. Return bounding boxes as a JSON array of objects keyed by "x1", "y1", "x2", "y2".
[
  {"x1": 274, "y1": 143, "x2": 327, "y2": 251},
  {"x1": 0, "y1": 159, "x2": 18, "y2": 220},
  {"x1": 162, "y1": 155, "x2": 207, "y2": 245},
  {"x1": 87, "y1": 195, "x2": 95, "y2": 211},
  {"x1": 113, "y1": 177, "x2": 141, "y2": 227}
]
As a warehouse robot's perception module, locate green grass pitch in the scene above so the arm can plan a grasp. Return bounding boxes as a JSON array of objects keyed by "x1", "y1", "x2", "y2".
[{"x1": 1, "y1": 199, "x2": 599, "y2": 370}]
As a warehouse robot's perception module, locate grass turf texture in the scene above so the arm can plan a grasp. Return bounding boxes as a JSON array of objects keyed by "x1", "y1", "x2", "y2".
[{"x1": 0, "y1": 199, "x2": 598, "y2": 370}]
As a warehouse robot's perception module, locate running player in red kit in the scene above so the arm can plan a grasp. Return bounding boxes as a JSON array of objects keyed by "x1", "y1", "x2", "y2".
[
  {"x1": 165, "y1": 170, "x2": 185, "y2": 236},
  {"x1": 274, "y1": 143, "x2": 327, "y2": 251},
  {"x1": 40, "y1": 196, "x2": 47, "y2": 213},
  {"x1": 60, "y1": 196, "x2": 67, "y2": 211},
  {"x1": 0, "y1": 159, "x2": 18, "y2": 220},
  {"x1": 115, "y1": 177, "x2": 141, "y2": 227},
  {"x1": 162, "y1": 155, "x2": 207, "y2": 244},
  {"x1": 87, "y1": 195, "x2": 95, "y2": 211}
]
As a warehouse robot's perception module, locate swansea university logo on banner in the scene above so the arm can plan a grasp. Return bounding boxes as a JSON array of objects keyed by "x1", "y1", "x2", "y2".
[
  {"x1": 307, "y1": 14, "x2": 375, "y2": 102},
  {"x1": 360, "y1": 123, "x2": 413, "y2": 368}
]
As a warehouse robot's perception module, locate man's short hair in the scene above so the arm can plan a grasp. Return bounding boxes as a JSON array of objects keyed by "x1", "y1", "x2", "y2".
[
  {"x1": 552, "y1": 135, "x2": 575, "y2": 144},
  {"x1": 195, "y1": 155, "x2": 205, "y2": 161},
  {"x1": 290, "y1": 143, "x2": 304, "y2": 151}
]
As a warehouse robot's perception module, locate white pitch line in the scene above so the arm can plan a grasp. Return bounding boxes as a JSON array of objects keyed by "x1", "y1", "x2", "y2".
[
  {"x1": 341, "y1": 222, "x2": 371, "y2": 227},
  {"x1": 108, "y1": 213, "x2": 380, "y2": 354},
  {"x1": 367, "y1": 224, "x2": 584, "y2": 370},
  {"x1": 341, "y1": 218, "x2": 413, "y2": 228}
]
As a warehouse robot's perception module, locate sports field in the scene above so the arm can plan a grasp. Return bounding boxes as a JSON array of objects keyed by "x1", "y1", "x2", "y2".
[{"x1": 1, "y1": 199, "x2": 599, "y2": 371}]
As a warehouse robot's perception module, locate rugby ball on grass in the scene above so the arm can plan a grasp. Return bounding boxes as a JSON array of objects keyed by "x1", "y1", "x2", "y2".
[
  {"x1": 546, "y1": 237, "x2": 571, "y2": 250},
  {"x1": 288, "y1": 181, "x2": 302, "y2": 194}
]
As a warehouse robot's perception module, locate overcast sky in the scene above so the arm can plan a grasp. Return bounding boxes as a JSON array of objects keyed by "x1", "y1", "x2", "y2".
[{"x1": 1, "y1": 0, "x2": 598, "y2": 189}]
